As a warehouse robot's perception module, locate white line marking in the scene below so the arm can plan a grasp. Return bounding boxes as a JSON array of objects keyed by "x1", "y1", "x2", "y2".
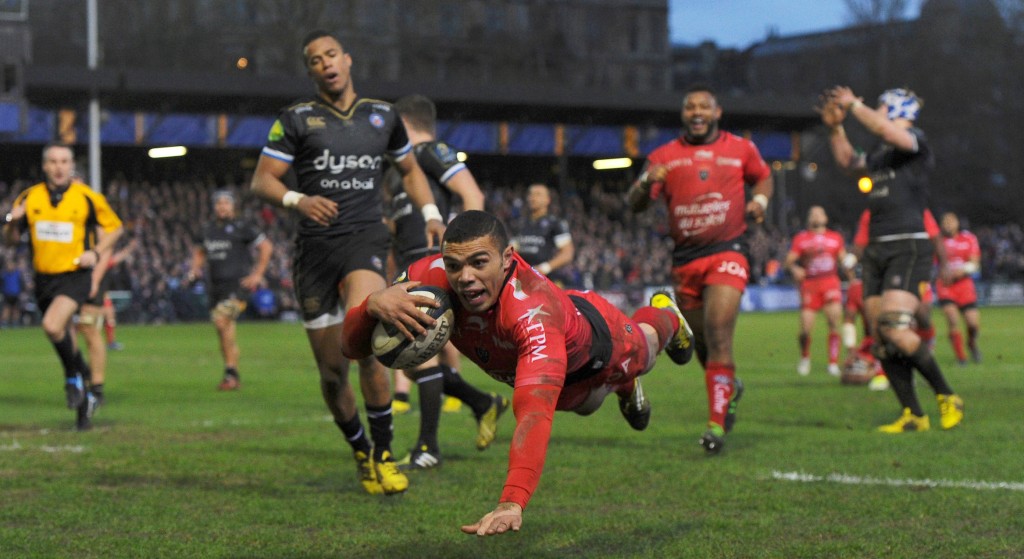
[
  {"x1": 771, "y1": 470, "x2": 1024, "y2": 492},
  {"x1": 1, "y1": 439, "x2": 87, "y2": 453}
]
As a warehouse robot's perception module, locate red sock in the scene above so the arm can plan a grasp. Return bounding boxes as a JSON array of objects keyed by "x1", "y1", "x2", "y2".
[
  {"x1": 918, "y1": 325, "x2": 935, "y2": 348},
  {"x1": 704, "y1": 362, "x2": 735, "y2": 430},
  {"x1": 104, "y1": 321, "x2": 116, "y2": 344},
  {"x1": 799, "y1": 333, "x2": 810, "y2": 358},
  {"x1": 631, "y1": 306, "x2": 678, "y2": 351},
  {"x1": 949, "y1": 331, "x2": 966, "y2": 361},
  {"x1": 828, "y1": 332, "x2": 840, "y2": 364},
  {"x1": 858, "y1": 336, "x2": 874, "y2": 357}
]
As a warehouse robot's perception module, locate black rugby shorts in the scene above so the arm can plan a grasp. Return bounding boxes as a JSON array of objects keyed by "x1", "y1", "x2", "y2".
[
  {"x1": 293, "y1": 222, "x2": 389, "y2": 321},
  {"x1": 862, "y1": 238, "x2": 934, "y2": 300}
]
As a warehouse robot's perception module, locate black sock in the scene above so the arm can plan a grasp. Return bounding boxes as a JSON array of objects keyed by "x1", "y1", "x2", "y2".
[
  {"x1": 73, "y1": 351, "x2": 92, "y2": 383},
  {"x1": 364, "y1": 403, "x2": 394, "y2": 461},
  {"x1": 51, "y1": 332, "x2": 78, "y2": 379},
  {"x1": 440, "y1": 365, "x2": 492, "y2": 417},
  {"x1": 335, "y1": 414, "x2": 371, "y2": 455},
  {"x1": 91, "y1": 383, "x2": 104, "y2": 398},
  {"x1": 225, "y1": 367, "x2": 239, "y2": 380},
  {"x1": 881, "y1": 356, "x2": 924, "y2": 416},
  {"x1": 394, "y1": 392, "x2": 409, "y2": 404},
  {"x1": 415, "y1": 367, "x2": 444, "y2": 451},
  {"x1": 907, "y1": 345, "x2": 953, "y2": 395}
]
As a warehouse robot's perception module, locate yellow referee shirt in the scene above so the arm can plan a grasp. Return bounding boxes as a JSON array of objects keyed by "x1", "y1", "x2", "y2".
[{"x1": 13, "y1": 181, "x2": 122, "y2": 275}]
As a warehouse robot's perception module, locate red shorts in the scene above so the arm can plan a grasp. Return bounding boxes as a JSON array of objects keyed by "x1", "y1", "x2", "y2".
[
  {"x1": 670, "y1": 251, "x2": 749, "y2": 311},
  {"x1": 935, "y1": 278, "x2": 977, "y2": 309},
  {"x1": 845, "y1": 280, "x2": 864, "y2": 315},
  {"x1": 800, "y1": 275, "x2": 842, "y2": 311},
  {"x1": 556, "y1": 291, "x2": 651, "y2": 412}
]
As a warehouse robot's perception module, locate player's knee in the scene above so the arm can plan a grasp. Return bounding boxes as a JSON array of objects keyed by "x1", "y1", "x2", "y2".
[{"x1": 877, "y1": 310, "x2": 914, "y2": 335}]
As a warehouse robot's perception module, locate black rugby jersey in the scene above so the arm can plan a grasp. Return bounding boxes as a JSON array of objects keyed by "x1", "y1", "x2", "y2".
[
  {"x1": 262, "y1": 96, "x2": 412, "y2": 237},
  {"x1": 514, "y1": 214, "x2": 572, "y2": 266},
  {"x1": 386, "y1": 140, "x2": 466, "y2": 258},
  {"x1": 194, "y1": 219, "x2": 266, "y2": 283},
  {"x1": 863, "y1": 127, "x2": 934, "y2": 239}
]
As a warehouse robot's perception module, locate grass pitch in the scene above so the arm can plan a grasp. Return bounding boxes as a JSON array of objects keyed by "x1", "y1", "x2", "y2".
[{"x1": 1, "y1": 307, "x2": 1022, "y2": 558}]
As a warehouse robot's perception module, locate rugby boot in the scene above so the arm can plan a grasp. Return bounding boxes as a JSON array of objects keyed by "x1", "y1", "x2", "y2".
[
  {"x1": 476, "y1": 393, "x2": 509, "y2": 451},
  {"x1": 354, "y1": 450, "x2": 383, "y2": 495},
  {"x1": 877, "y1": 408, "x2": 930, "y2": 433},
  {"x1": 699, "y1": 423, "x2": 726, "y2": 455},
  {"x1": 398, "y1": 444, "x2": 442, "y2": 471},
  {"x1": 373, "y1": 450, "x2": 409, "y2": 495},
  {"x1": 937, "y1": 394, "x2": 964, "y2": 430},
  {"x1": 649, "y1": 291, "x2": 694, "y2": 365},
  {"x1": 617, "y1": 378, "x2": 651, "y2": 431}
]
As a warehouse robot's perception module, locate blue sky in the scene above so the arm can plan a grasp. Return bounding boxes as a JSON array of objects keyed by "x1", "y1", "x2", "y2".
[{"x1": 669, "y1": 0, "x2": 919, "y2": 47}]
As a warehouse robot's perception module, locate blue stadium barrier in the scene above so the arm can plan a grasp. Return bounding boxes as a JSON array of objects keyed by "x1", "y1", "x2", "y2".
[
  {"x1": 5, "y1": 105, "x2": 798, "y2": 162},
  {"x1": 507, "y1": 123, "x2": 555, "y2": 155},
  {"x1": 567, "y1": 125, "x2": 623, "y2": 156},
  {"x1": 0, "y1": 101, "x2": 19, "y2": 133}
]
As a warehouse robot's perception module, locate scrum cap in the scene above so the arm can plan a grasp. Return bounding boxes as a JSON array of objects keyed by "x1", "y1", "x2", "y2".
[{"x1": 878, "y1": 88, "x2": 921, "y2": 121}]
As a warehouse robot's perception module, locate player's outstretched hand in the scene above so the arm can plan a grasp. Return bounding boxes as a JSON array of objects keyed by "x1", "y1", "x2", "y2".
[
  {"x1": 424, "y1": 219, "x2": 446, "y2": 250},
  {"x1": 460, "y1": 502, "x2": 523, "y2": 537},
  {"x1": 367, "y1": 282, "x2": 440, "y2": 341},
  {"x1": 296, "y1": 195, "x2": 338, "y2": 227},
  {"x1": 815, "y1": 94, "x2": 846, "y2": 128}
]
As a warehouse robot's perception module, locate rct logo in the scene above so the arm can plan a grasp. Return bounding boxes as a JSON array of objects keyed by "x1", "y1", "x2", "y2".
[{"x1": 313, "y1": 150, "x2": 383, "y2": 174}]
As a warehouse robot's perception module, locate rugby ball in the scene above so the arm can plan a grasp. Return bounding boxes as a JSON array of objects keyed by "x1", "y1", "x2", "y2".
[{"x1": 372, "y1": 286, "x2": 454, "y2": 370}]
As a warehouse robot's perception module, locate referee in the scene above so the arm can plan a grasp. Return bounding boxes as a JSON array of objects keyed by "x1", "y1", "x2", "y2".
[{"x1": 3, "y1": 142, "x2": 123, "y2": 430}]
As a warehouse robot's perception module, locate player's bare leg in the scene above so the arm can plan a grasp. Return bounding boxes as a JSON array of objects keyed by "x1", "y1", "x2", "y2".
[
  {"x1": 213, "y1": 310, "x2": 241, "y2": 390},
  {"x1": 823, "y1": 301, "x2": 843, "y2": 376},
  {"x1": 963, "y1": 307, "x2": 981, "y2": 363},
  {"x1": 76, "y1": 304, "x2": 107, "y2": 405},
  {"x1": 343, "y1": 269, "x2": 407, "y2": 494},
  {"x1": 941, "y1": 302, "x2": 967, "y2": 364},
  {"x1": 873, "y1": 290, "x2": 962, "y2": 432},
  {"x1": 695, "y1": 284, "x2": 742, "y2": 454},
  {"x1": 797, "y1": 308, "x2": 816, "y2": 376}
]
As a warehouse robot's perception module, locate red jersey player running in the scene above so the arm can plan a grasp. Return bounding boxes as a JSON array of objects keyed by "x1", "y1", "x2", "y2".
[
  {"x1": 784, "y1": 206, "x2": 849, "y2": 377},
  {"x1": 627, "y1": 84, "x2": 773, "y2": 454},
  {"x1": 935, "y1": 212, "x2": 982, "y2": 365},
  {"x1": 341, "y1": 210, "x2": 695, "y2": 536}
]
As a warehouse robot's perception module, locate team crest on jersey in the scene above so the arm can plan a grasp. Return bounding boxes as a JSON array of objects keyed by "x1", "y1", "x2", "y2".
[
  {"x1": 465, "y1": 316, "x2": 488, "y2": 333},
  {"x1": 302, "y1": 297, "x2": 321, "y2": 314},
  {"x1": 369, "y1": 114, "x2": 385, "y2": 129},
  {"x1": 510, "y1": 278, "x2": 529, "y2": 301},
  {"x1": 268, "y1": 119, "x2": 285, "y2": 142},
  {"x1": 371, "y1": 256, "x2": 383, "y2": 271},
  {"x1": 699, "y1": 169, "x2": 710, "y2": 181},
  {"x1": 306, "y1": 116, "x2": 326, "y2": 129},
  {"x1": 475, "y1": 347, "x2": 490, "y2": 363},
  {"x1": 225, "y1": 225, "x2": 234, "y2": 233}
]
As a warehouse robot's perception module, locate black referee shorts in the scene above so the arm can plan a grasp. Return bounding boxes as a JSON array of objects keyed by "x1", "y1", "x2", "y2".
[
  {"x1": 34, "y1": 270, "x2": 92, "y2": 313},
  {"x1": 293, "y1": 222, "x2": 389, "y2": 321}
]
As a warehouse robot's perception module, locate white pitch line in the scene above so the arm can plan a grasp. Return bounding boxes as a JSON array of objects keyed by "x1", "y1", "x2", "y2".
[
  {"x1": 771, "y1": 470, "x2": 1024, "y2": 492},
  {"x1": 0, "y1": 439, "x2": 87, "y2": 454}
]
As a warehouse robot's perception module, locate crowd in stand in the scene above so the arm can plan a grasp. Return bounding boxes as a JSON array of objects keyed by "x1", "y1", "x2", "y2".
[{"x1": 2, "y1": 175, "x2": 1023, "y2": 326}]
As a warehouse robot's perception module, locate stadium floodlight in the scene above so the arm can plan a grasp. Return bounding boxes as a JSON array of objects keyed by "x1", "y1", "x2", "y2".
[
  {"x1": 592, "y1": 157, "x2": 632, "y2": 170},
  {"x1": 148, "y1": 146, "x2": 188, "y2": 159}
]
